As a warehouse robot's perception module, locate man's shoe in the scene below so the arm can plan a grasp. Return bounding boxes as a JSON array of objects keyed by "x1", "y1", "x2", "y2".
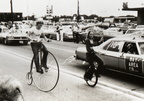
[
  {"x1": 42, "y1": 65, "x2": 49, "y2": 72},
  {"x1": 44, "y1": 66, "x2": 49, "y2": 70},
  {"x1": 42, "y1": 65, "x2": 49, "y2": 69},
  {"x1": 36, "y1": 68, "x2": 43, "y2": 74},
  {"x1": 44, "y1": 67, "x2": 48, "y2": 72}
]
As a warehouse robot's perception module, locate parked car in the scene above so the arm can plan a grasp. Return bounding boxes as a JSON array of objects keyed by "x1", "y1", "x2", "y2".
[
  {"x1": 102, "y1": 27, "x2": 123, "y2": 40},
  {"x1": 80, "y1": 25, "x2": 104, "y2": 43},
  {"x1": 19, "y1": 24, "x2": 31, "y2": 34},
  {"x1": 75, "y1": 33, "x2": 144, "y2": 77},
  {"x1": 61, "y1": 25, "x2": 73, "y2": 41},
  {"x1": 41, "y1": 25, "x2": 50, "y2": 36},
  {"x1": 119, "y1": 23, "x2": 129, "y2": 34},
  {"x1": 0, "y1": 26, "x2": 29, "y2": 45},
  {"x1": 136, "y1": 25, "x2": 144, "y2": 29},
  {"x1": 44, "y1": 26, "x2": 57, "y2": 40},
  {"x1": 125, "y1": 28, "x2": 144, "y2": 34},
  {"x1": 103, "y1": 27, "x2": 123, "y2": 36}
]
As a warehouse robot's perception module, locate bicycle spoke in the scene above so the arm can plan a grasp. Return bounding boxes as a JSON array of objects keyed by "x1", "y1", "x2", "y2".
[{"x1": 29, "y1": 51, "x2": 60, "y2": 92}]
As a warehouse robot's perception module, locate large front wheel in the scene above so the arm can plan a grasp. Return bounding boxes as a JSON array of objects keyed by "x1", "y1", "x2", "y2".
[{"x1": 32, "y1": 51, "x2": 60, "y2": 92}]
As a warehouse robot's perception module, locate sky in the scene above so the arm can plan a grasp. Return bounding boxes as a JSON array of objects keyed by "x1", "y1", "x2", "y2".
[{"x1": 0, "y1": 0, "x2": 144, "y2": 17}]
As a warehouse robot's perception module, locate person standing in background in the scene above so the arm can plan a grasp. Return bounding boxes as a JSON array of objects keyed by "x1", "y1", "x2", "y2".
[
  {"x1": 59, "y1": 24, "x2": 63, "y2": 42},
  {"x1": 72, "y1": 23, "x2": 80, "y2": 43},
  {"x1": 56, "y1": 23, "x2": 62, "y2": 41}
]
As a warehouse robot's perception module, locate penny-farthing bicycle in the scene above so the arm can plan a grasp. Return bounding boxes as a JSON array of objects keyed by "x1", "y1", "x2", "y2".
[{"x1": 26, "y1": 49, "x2": 60, "y2": 92}]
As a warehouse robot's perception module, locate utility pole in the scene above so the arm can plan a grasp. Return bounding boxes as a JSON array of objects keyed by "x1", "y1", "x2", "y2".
[
  {"x1": 10, "y1": 0, "x2": 14, "y2": 24},
  {"x1": 27, "y1": 0, "x2": 29, "y2": 21},
  {"x1": 77, "y1": 0, "x2": 80, "y2": 23}
]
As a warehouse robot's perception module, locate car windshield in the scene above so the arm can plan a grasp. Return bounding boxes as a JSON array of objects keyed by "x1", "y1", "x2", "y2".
[
  {"x1": 138, "y1": 42, "x2": 144, "y2": 54},
  {"x1": 126, "y1": 30, "x2": 140, "y2": 34}
]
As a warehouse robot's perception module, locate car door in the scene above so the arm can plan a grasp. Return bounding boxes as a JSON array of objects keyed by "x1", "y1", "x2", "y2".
[
  {"x1": 100, "y1": 40, "x2": 124, "y2": 69},
  {"x1": 119, "y1": 42, "x2": 143, "y2": 74}
]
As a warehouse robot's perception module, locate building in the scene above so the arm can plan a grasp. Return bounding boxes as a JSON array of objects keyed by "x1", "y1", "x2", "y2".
[
  {"x1": 122, "y1": 2, "x2": 144, "y2": 25},
  {"x1": 0, "y1": 12, "x2": 22, "y2": 22}
]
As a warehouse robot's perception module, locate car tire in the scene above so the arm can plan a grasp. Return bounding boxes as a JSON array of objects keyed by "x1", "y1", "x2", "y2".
[
  {"x1": 3, "y1": 38, "x2": 9, "y2": 45},
  {"x1": 81, "y1": 39, "x2": 86, "y2": 44},
  {"x1": 23, "y1": 40, "x2": 28, "y2": 45}
]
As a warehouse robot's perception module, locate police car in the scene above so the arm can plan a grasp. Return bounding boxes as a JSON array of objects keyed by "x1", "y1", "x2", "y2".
[{"x1": 75, "y1": 31, "x2": 144, "y2": 77}]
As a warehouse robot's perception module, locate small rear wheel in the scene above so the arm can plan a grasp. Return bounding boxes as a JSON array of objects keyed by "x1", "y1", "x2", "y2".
[{"x1": 26, "y1": 72, "x2": 33, "y2": 85}]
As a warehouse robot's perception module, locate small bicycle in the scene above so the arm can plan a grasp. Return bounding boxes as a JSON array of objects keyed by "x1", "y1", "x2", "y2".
[
  {"x1": 26, "y1": 48, "x2": 60, "y2": 92},
  {"x1": 84, "y1": 61, "x2": 99, "y2": 87}
]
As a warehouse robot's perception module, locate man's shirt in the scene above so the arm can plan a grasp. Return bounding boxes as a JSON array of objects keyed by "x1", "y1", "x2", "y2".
[{"x1": 29, "y1": 26, "x2": 43, "y2": 42}]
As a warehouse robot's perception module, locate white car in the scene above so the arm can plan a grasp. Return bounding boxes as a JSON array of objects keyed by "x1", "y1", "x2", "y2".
[
  {"x1": 75, "y1": 33, "x2": 144, "y2": 78},
  {"x1": 19, "y1": 24, "x2": 31, "y2": 34},
  {"x1": 0, "y1": 26, "x2": 29, "y2": 45},
  {"x1": 61, "y1": 25, "x2": 73, "y2": 41},
  {"x1": 125, "y1": 28, "x2": 144, "y2": 34},
  {"x1": 136, "y1": 25, "x2": 144, "y2": 29},
  {"x1": 103, "y1": 27, "x2": 123, "y2": 36},
  {"x1": 42, "y1": 25, "x2": 49, "y2": 35},
  {"x1": 44, "y1": 26, "x2": 57, "y2": 40}
]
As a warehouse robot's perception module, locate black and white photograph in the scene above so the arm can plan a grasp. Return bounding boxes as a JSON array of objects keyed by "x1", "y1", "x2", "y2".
[{"x1": 0, "y1": 0, "x2": 144, "y2": 101}]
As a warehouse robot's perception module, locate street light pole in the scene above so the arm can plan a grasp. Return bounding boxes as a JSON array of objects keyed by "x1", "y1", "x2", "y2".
[
  {"x1": 10, "y1": 0, "x2": 14, "y2": 24},
  {"x1": 77, "y1": 0, "x2": 80, "y2": 23}
]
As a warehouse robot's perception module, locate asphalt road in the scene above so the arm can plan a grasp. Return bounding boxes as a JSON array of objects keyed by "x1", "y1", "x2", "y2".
[{"x1": 0, "y1": 40, "x2": 144, "y2": 101}]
